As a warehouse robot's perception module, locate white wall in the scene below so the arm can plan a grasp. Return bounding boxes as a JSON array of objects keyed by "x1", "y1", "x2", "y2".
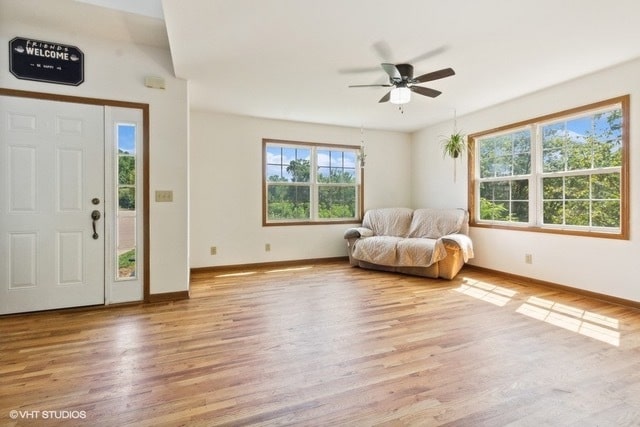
[
  {"x1": 190, "y1": 111, "x2": 411, "y2": 268},
  {"x1": 0, "y1": 3, "x2": 190, "y2": 295},
  {"x1": 412, "y1": 58, "x2": 640, "y2": 302}
]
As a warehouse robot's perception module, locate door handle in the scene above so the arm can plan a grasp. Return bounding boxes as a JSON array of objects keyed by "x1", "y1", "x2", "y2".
[{"x1": 91, "y1": 210, "x2": 101, "y2": 240}]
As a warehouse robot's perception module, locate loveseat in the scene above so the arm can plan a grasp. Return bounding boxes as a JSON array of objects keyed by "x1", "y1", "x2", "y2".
[{"x1": 344, "y1": 207, "x2": 474, "y2": 279}]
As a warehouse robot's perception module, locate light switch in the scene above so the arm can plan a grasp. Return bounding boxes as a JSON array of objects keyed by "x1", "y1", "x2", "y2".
[{"x1": 155, "y1": 190, "x2": 173, "y2": 202}]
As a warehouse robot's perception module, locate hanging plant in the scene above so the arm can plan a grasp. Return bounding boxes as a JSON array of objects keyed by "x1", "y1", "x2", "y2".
[
  {"x1": 440, "y1": 110, "x2": 466, "y2": 182},
  {"x1": 357, "y1": 126, "x2": 367, "y2": 167},
  {"x1": 441, "y1": 130, "x2": 466, "y2": 159},
  {"x1": 357, "y1": 148, "x2": 367, "y2": 167}
]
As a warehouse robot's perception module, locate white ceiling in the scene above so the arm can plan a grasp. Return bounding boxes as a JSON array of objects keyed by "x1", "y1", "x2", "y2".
[
  {"x1": 12, "y1": 1, "x2": 640, "y2": 133},
  {"x1": 160, "y1": 0, "x2": 640, "y2": 132}
]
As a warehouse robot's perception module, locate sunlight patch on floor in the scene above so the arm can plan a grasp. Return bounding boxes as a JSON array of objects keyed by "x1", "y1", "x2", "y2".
[
  {"x1": 215, "y1": 271, "x2": 257, "y2": 278},
  {"x1": 265, "y1": 266, "x2": 314, "y2": 274},
  {"x1": 454, "y1": 278, "x2": 517, "y2": 307},
  {"x1": 516, "y1": 296, "x2": 620, "y2": 346}
]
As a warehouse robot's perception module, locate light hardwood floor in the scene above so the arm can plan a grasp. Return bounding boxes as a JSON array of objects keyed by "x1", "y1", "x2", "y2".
[{"x1": 2, "y1": 261, "x2": 640, "y2": 426}]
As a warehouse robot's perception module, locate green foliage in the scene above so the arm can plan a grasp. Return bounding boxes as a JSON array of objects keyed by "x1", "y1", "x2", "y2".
[
  {"x1": 317, "y1": 169, "x2": 356, "y2": 184},
  {"x1": 118, "y1": 249, "x2": 136, "y2": 278},
  {"x1": 118, "y1": 154, "x2": 135, "y2": 185},
  {"x1": 267, "y1": 159, "x2": 357, "y2": 220},
  {"x1": 286, "y1": 159, "x2": 310, "y2": 182},
  {"x1": 478, "y1": 108, "x2": 622, "y2": 229},
  {"x1": 318, "y1": 186, "x2": 356, "y2": 218},
  {"x1": 119, "y1": 188, "x2": 135, "y2": 210},
  {"x1": 118, "y1": 154, "x2": 136, "y2": 210},
  {"x1": 441, "y1": 131, "x2": 466, "y2": 159},
  {"x1": 479, "y1": 198, "x2": 512, "y2": 221}
]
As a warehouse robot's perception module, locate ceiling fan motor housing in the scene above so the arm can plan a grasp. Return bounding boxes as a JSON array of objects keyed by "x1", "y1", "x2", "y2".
[{"x1": 395, "y1": 64, "x2": 414, "y2": 82}]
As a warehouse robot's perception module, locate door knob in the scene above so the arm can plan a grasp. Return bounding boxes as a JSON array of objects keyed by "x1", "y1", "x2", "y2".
[{"x1": 91, "y1": 210, "x2": 101, "y2": 239}]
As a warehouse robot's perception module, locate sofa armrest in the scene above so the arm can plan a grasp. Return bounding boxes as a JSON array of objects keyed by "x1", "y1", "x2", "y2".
[
  {"x1": 343, "y1": 227, "x2": 374, "y2": 239},
  {"x1": 441, "y1": 233, "x2": 474, "y2": 262},
  {"x1": 344, "y1": 227, "x2": 373, "y2": 266}
]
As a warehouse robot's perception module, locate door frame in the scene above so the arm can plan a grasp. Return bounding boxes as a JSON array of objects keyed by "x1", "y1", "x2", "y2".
[{"x1": 0, "y1": 88, "x2": 151, "y2": 302}]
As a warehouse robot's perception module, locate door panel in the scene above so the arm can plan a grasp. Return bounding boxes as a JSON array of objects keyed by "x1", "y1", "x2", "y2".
[{"x1": 0, "y1": 96, "x2": 105, "y2": 314}]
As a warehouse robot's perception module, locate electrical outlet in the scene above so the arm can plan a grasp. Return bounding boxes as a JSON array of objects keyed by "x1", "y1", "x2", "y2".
[
  {"x1": 155, "y1": 190, "x2": 173, "y2": 202},
  {"x1": 210, "y1": 246, "x2": 217, "y2": 255},
  {"x1": 525, "y1": 253, "x2": 533, "y2": 264},
  {"x1": 265, "y1": 243, "x2": 271, "y2": 252}
]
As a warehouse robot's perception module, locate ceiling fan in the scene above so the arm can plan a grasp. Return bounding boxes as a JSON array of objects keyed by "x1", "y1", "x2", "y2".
[{"x1": 349, "y1": 63, "x2": 455, "y2": 105}]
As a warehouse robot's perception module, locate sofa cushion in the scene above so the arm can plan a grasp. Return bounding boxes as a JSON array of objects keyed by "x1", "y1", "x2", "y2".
[
  {"x1": 362, "y1": 208, "x2": 413, "y2": 237},
  {"x1": 395, "y1": 238, "x2": 446, "y2": 267},
  {"x1": 408, "y1": 208, "x2": 466, "y2": 238},
  {"x1": 352, "y1": 236, "x2": 403, "y2": 266}
]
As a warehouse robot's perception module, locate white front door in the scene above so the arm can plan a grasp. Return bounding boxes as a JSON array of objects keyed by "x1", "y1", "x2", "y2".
[{"x1": 0, "y1": 96, "x2": 105, "y2": 314}]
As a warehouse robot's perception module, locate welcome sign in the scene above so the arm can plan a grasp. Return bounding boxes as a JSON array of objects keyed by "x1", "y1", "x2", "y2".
[{"x1": 9, "y1": 37, "x2": 84, "y2": 86}]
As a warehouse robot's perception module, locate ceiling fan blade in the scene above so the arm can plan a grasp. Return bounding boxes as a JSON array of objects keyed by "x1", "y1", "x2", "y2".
[
  {"x1": 406, "y1": 45, "x2": 449, "y2": 64},
  {"x1": 381, "y1": 63, "x2": 401, "y2": 80},
  {"x1": 372, "y1": 40, "x2": 393, "y2": 62},
  {"x1": 414, "y1": 67, "x2": 455, "y2": 83},
  {"x1": 410, "y1": 86, "x2": 442, "y2": 98},
  {"x1": 378, "y1": 91, "x2": 391, "y2": 103},
  {"x1": 348, "y1": 84, "x2": 393, "y2": 88}
]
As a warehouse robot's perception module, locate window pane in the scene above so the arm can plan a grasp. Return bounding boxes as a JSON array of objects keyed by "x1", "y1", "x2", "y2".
[
  {"x1": 480, "y1": 181, "x2": 512, "y2": 221},
  {"x1": 480, "y1": 199, "x2": 510, "y2": 221},
  {"x1": 318, "y1": 186, "x2": 356, "y2": 219},
  {"x1": 543, "y1": 107, "x2": 623, "y2": 173},
  {"x1": 566, "y1": 138, "x2": 592, "y2": 171},
  {"x1": 317, "y1": 150, "x2": 357, "y2": 183},
  {"x1": 267, "y1": 184, "x2": 310, "y2": 220},
  {"x1": 565, "y1": 200, "x2": 590, "y2": 226},
  {"x1": 117, "y1": 124, "x2": 136, "y2": 154},
  {"x1": 513, "y1": 153, "x2": 530, "y2": 176},
  {"x1": 542, "y1": 122, "x2": 567, "y2": 172},
  {"x1": 543, "y1": 177, "x2": 563, "y2": 199},
  {"x1": 479, "y1": 130, "x2": 530, "y2": 178},
  {"x1": 593, "y1": 110, "x2": 622, "y2": 168},
  {"x1": 119, "y1": 187, "x2": 135, "y2": 210},
  {"x1": 511, "y1": 179, "x2": 529, "y2": 200},
  {"x1": 118, "y1": 248, "x2": 136, "y2": 279},
  {"x1": 542, "y1": 148, "x2": 564, "y2": 172},
  {"x1": 116, "y1": 123, "x2": 137, "y2": 282},
  {"x1": 118, "y1": 155, "x2": 135, "y2": 185},
  {"x1": 318, "y1": 167, "x2": 356, "y2": 183},
  {"x1": 266, "y1": 164, "x2": 286, "y2": 182},
  {"x1": 287, "y1": 159, "x2": 311, "y2": 182},
  {"x1": 511, "y1": 201, "x2": 528, "y2": 222},
  {"x1": 592, "y1": 201, "x2": 620, "y2": 227},
  {"x1": 493, "y1": 181, "x2": 510, "y2": 200},
  {"x1": 265, "y1": 146, "x2": 311, "y2": 182},
  {"x1": 565, "y1": 176, "x2": 589, "y2": 200},
  {"x1": 592, "y1": 173, "x2": 619, "y2": 199},
  {"x1": 543, "y1": 201, "x2": 564, "y2": 225}
]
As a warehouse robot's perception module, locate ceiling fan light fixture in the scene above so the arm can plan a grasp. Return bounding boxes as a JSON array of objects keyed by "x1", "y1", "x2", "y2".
[{"x1": 390, "y1": 87, "x2": 411, "y2": 104}]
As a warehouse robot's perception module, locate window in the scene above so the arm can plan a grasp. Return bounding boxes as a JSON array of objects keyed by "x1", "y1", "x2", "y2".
[
  {"x1": 116, "y1": 123, "x2": 138, "y2": 279},
  {"x1": 263, "y1": 139, "x2": 362, "y2": 225},
  {"x1": 470, "y1": 96, "x2": 629, "y2": 239}
]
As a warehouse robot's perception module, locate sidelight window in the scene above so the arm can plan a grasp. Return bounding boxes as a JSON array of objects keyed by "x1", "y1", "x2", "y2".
[{"x1": 116, "y1": 123, "x2": 137, "y2": 279}]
